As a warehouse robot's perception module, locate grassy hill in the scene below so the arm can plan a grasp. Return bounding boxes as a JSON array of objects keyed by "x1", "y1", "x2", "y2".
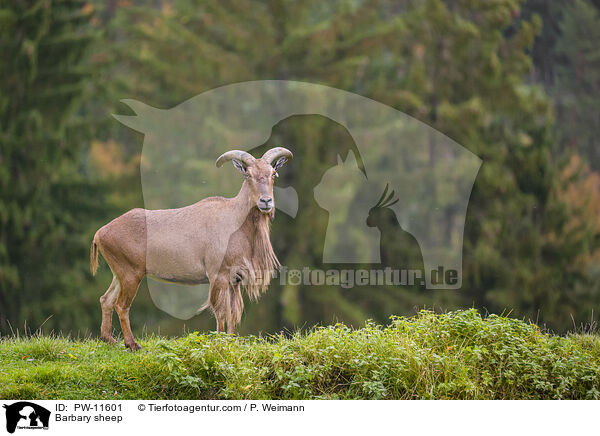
[{"x1": 1, "y1": 309, "x2": 599, "y2": 400}]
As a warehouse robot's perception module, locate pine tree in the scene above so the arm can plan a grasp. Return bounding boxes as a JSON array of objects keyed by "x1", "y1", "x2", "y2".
[
  {"x1": 554, "y1": 0, "x2": 600, "y2": 168},
  {"x1": 97, "y1": 0, "x2": 598, "y2": 333},
  {"x1": 0, "y1": 0, "x2": 108, "y2": 333}
]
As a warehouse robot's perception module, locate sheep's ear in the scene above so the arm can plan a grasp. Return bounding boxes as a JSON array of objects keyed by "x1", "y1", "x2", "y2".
[
  {"x1": 232, "y1": 159, "x2": 247, "y2": 174},
  {"x1": 272, "y1": 157, "x2": 288, "y2": 171}
]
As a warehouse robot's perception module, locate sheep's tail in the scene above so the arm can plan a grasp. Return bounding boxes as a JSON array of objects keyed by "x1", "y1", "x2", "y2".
[{"x1": 90, "y1": 232, "x2": 99, "y2": 276}]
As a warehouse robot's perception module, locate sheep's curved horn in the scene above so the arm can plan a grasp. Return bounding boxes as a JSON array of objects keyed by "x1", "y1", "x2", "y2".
[
  {"x1": 215, "y1": 150, "x2": 256, "y2": 168},
  {"x1": 261, "y1": 147, "x2": 293, "y2": 165}
]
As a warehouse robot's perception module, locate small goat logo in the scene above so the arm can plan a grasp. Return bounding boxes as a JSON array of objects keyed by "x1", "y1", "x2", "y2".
[{"x1": 3, "y1": 402, "x2": 50, "y2": 434}]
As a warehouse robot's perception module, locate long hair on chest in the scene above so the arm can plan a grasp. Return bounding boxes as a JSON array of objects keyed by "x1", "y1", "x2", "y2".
[{"x1": 239, "y1": 208, "x2": 280, "y2": 300}]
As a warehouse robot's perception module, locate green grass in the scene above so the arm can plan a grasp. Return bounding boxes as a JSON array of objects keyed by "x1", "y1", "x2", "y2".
[{"x1": 1, "y1": 309, "x2": 599, "y2": 399}]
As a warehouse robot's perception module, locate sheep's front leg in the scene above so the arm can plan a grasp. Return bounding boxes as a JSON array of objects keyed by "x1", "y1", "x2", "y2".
[
  {"x1": 209, "y1": 274, "x2": 229, "y2": 334},
  {"x1": 216, "y1": 318, "x2": 226, "y2": 333},
  {"x1": 226, "y1": 321, "x2": 236, "y2": 335},
  {"x1": 226, "y1": 281, "x2": 243, "y2": 335}
]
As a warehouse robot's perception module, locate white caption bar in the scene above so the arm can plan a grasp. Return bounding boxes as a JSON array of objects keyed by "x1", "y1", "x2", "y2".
[{"x1": 1, "y1": 400, "x2": 595, "y2": 435}]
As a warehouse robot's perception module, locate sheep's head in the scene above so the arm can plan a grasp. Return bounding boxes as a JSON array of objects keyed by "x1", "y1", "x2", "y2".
[{"x1": 216, "y1": 147, "x2": 293, "y2": 214}]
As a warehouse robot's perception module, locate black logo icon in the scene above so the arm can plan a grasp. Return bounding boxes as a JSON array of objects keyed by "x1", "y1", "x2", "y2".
[{"x1": 3, "y1": 402, "x2": 50, "y2": 433}]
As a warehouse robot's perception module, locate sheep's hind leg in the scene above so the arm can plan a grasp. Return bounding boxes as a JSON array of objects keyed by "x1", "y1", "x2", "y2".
[
  {"x1": 114, "y1": 275, "x2": 143, "y2": 351},
  {"x1": 99, "y1": 275, "x2": 120, "y2": 344}
]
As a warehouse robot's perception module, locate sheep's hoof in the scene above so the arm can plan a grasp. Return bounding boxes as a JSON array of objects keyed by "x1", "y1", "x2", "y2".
[
  {"x1": 126, "y1": 341, "x2": 142, "y2": 352},
  {"x1": 100, "y1": 335, "x2": 117, "y2": 345}
]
